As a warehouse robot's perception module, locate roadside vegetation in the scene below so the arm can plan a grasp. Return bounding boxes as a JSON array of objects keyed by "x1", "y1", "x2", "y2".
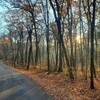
[{"x1": 0, "y1": 0, "x2": 100, "y2": 99}]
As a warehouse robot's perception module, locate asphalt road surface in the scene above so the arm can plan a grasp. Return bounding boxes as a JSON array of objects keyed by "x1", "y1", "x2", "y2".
[{"x1": 0, "y1": 62, "x2": 53, "y2": 100}]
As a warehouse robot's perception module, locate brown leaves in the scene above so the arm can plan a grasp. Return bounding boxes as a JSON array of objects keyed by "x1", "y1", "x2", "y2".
[{"x1": 15, "y1": 67, "x2": 100, "y2": 100}]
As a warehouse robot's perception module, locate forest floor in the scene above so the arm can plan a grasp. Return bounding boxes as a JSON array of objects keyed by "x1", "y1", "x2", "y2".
[{"x1": 13, "y1": 66, "x2": 100, "y2": 100}]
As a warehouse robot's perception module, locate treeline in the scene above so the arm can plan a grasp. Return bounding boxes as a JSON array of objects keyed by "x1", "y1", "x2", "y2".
[{"x1": 0, "y1": 0, "x2": 100, "y2": 89}]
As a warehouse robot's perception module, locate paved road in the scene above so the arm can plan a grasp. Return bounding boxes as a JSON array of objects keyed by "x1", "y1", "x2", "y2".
[{"x1": 0, "y1": 62, "x2": 53, "y2": 100}]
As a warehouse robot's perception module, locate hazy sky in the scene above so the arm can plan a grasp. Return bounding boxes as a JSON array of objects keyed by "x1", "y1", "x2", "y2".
[{"x1": 0, "y1": 0, "x2": 9, "y2": 36}]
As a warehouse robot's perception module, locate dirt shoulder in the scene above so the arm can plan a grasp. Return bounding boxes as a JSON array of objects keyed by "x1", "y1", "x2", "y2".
[{"x1": 15, "y1": 67, "x2": 100, "y2": 100}]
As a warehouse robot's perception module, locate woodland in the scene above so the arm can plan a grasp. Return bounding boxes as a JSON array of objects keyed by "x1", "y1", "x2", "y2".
[{"x1": 0, "y1": 0, "x2": 100, "y2": 99}]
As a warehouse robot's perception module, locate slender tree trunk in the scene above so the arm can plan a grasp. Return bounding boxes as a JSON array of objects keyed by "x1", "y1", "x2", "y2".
[
  {"x1": 90, "y1": 0, "x2": 96, "y2": 89},
  {"x1": 27, "y1": 29, "x2": 32, "y2": 70},
  {"x1": 46, "y1": 0, "x2": 50, "y2": 72}
]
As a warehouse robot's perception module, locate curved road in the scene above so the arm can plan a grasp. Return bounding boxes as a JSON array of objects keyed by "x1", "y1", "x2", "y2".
[{"x1": 0, "y1": 62, "x2": 53, "y2": 100}]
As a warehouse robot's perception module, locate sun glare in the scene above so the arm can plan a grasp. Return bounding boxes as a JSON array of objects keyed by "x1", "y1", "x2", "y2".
[{"x1": 76, "y1": 35, "x2": 81, "y2": 44}]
